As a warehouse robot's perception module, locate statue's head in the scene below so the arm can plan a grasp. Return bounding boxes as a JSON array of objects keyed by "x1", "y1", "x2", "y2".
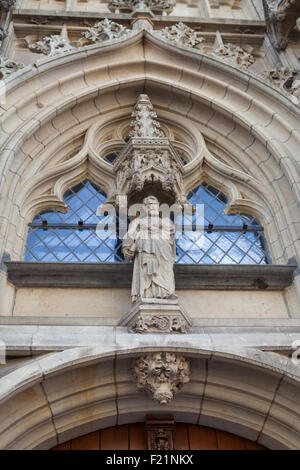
[{"x1": 143, "y1": 195, "x2": 159, "y2": 216}]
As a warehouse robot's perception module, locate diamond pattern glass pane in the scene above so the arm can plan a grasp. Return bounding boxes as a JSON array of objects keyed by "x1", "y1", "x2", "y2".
[
  {"x1": 24, "y1": 180, "x2": 270, "y2": 265},
  {"x1": 175, "y1": 183, "x2": 270, "y2": 265},
  {"x1": 24, "y1": 179, "x2": 124, "y2": 263}
]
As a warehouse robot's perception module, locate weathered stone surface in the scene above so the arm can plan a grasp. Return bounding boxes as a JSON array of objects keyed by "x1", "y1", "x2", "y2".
[
  {"x1": 263, "y1": 67, "x2": 300, "y2": 104},
  {"x1": 132, "y1": 352, "x2": 191, "y2": 403},
  {"x1": 210, "y1": 43, "x2": 255, "y2": 68},
  {"x1": 263, "y1": 0, "x2": 300, "y2": 51},
  {"x1": 118, "y1": 297, "x2": 192, "y2": 333},
  {"x1": 0, "y1": 0, "x2": 16, "y2": 9},
  {"x1": 113, "y1": 95, "x2": 187, "y2": 206},
  {"x1": 157, "y1": 22, "x2": 205, "y2": 49},
  {"x1": 29, "y1": 34, "x2": 74, "y2": 56},
  {"x1": 108, "y1": 0, "x2": 176, "y2": 15},
  {"x1": 5, "y1": 262, "x2": 296, "y2": 290},
  {"x1": 0, "y1": 57, "x2": 24, "y2": 79},
  {"x1": 81, "y1": 19, "x2": 132, "y2": 44},
  {"x1": 122, "y1": 195, "x2": 176, "y2": 302}
]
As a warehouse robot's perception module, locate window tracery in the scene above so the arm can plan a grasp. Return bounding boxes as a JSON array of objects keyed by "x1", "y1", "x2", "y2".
[
  {"x1": 24, "y1": 179, "x2": 123, "y2": 262},
  {"x1": 176, "y1": 183, "x2": 270, "y2": 265},
  {"x1": 24, "y1": 179, "x2": 270, "y2": 265}
]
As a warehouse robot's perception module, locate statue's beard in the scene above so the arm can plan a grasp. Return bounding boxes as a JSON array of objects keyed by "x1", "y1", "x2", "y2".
[{"x1": 149, "y1": 210, "x2": 159, "y2": 217}]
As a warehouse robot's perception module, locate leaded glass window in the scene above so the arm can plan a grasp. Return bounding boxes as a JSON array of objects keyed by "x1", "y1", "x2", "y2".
[
  {"x1": 24, "y1": 180, "x2": 123, "y2": 262},
  {"x1": 176, "y1": 183, "x2": 270, "y2": 265},
  {"x1": 24, "y1": 180, "x2": 270, "y2": 265}
]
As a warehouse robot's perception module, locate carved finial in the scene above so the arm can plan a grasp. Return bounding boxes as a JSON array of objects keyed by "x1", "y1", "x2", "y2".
[{"x1": 130, "y1": 94, "x2": 164, "y2": 138}]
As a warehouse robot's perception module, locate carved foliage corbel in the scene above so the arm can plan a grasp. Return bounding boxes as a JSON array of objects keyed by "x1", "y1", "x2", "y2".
[{"x1": 132, "y1": 352, "x2": 191, "y2": 404}]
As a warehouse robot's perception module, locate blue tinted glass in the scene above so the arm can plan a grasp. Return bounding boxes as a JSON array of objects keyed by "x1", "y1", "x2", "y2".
[
  {"x1": 24, "y1": 179, "x2": 124, "y2": 263},
  {"x1": 24, "y1": 180, "x2": 269, "y2": 265},
  {"x1": 175, "y1": 183, "x2": 269, "y2": 265},
  {"x1": 30, "y1": 180, "x2": 107, "y2": 225}
]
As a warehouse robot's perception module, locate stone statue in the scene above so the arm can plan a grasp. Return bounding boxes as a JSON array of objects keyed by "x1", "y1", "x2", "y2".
[
  {"x1": 152, "y1": 428, "x2": 170, "y2": 450},
  {"x1": 122, "y1": 195, "x2": 176, "y2": 302}
]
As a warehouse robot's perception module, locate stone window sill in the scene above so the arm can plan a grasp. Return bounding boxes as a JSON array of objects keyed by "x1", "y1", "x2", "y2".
[{"x1": 5, "y1": 262, "x2": 296, "y2": 290}]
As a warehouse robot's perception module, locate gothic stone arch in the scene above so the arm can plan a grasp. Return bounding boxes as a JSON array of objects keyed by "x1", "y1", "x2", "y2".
[{"x1": 0, "y1": 344, "x2": 299, "y2": 450}]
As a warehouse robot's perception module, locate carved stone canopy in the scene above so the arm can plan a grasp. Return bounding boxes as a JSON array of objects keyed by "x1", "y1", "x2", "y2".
[
  {"x1": 132, "y1": 352, "x2": 191, "y2": 404},
  {"x1": 113, "y1": 94, "x2": 187, "y2": 207}
]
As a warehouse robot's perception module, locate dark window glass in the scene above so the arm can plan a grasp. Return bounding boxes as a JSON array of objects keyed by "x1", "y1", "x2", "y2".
[{"x1": 104, "y1": 152, "x2": 119, "y2": 164}]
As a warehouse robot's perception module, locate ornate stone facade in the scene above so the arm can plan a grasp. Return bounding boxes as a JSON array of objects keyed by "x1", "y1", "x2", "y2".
[
  {"x1": 157, "y1": 22, "x2": 205, "y2": 48},
  {"x1": 130, "y1": 313, "x2": 188, "y2": 333},
  {"x1": 108, "y1": 0, "x2": 176, "y2": 15},
  {"x1": 0, "y1": 0, "x2": 16, "y2": 9},
  {"x1": 130, "y1": 94, "x2": 164, "y2": 138},
  {"x1": 0, "y1": 56, "x2": 24, "y2": 79},
  {"x1": 210, "y1": 43, "x2": 255, "y2": 68},
  {"x1": 81, "y1": 19, "x2": 132, "y2": 44},
  {"x1": 132, "y1": 352, "x2": 191, "y2": 404},
  {"x1": 29, "y1": 33, "x2": 73, "y2": 56},
  {"x1": 118, "y1": 297, "x2": 192, "y2": 333},
  {"x1": 263, "y1": 67, "x2": 300, "y2": 103},
  {"x1": 113, "y1": 95, "x2": 186, "y2": 206},
  {"x1": 151, "y1": 428, "x2": 171, "y2": 449},
  {"x1": 0, "y1": 0, "x2": 300, "y2": 452},
  {"x1": 263, "y1": 0, "x2": 300, "y2": 50}
]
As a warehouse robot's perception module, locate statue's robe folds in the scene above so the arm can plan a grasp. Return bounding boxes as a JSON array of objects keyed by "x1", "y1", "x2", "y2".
[{"x1": 122, "y1": 216, "x2": 175, "y2": 301}]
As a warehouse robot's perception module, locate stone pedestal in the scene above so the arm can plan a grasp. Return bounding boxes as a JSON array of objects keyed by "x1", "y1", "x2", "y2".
[{"x1": 118, "y1": 297, "x2": 192, "y2": 333}]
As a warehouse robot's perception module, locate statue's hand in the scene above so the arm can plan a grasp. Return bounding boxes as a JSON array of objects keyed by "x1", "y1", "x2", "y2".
[{"x1": 122, "y1": 248, "x2": 135, "y2": 261}]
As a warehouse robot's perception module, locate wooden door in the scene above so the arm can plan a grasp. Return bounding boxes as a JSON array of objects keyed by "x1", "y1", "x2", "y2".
[{"x1": 53, "y1": 423, "x2": 267, "y2": 450}]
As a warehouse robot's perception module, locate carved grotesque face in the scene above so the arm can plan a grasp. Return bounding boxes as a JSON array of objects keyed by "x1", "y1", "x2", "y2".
[
  {"x1": 132, "y1": 352, "x2": 191, "y2": 405},
  {"x1": 143, "y1": 195, "x2": 159, "y2": 217}
]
